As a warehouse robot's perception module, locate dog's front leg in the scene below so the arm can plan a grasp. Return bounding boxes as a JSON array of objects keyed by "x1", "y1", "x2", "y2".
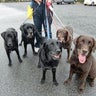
[
  {"x1": 64, "y1": 65, "x2": 74, "y2": 85},
  {"x1": 78, "y1": 72, "x2": 88, "y2": 93},
  {"x1": 52, "y1": 68, "x2": 58, "y2": 86},
  {"x1": 67, "y1": 48, "x2": 70, "y2": 63},
  {"x1": 19, "y1": 39, "x2": 23, "y2": 46},
  {"x1": 23, "y1": 43, "x2": 27, "y2": 58},
  {"x1": 6, "y1": 51, "x2": 12, "y2": 66},
  {"x1": 31, "y1": 43, "x2": 37, "y2": 55},
  {"x1": 15, "y1": 49, "x2": 22, "y2": 63},
  {"x1": 40, "y1": 69, "x2": 47, "y2": 84}
]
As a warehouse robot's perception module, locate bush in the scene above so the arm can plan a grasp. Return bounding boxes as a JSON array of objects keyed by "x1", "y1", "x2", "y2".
[
  {"x1": 77, "y1": 0, "x2": 84, "y2": 3},
  {"x1": 0, "y1": 0, "x2": 31, "y2": 2}
]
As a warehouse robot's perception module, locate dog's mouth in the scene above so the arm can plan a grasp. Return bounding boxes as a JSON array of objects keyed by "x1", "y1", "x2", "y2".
[
  {"x1": 58, "y1": 37, "x2": 65, "y2": 43},
  {"x1": 27, "y1": 32, "x2": 33, "y2": 38},
  {"x1": 52, "y1": 53, "x2": 61, "y2": 60},
  {"x1": 78, "y1": 49, "x2": 88, "y2": 64},
  {"x1": 78, "y1": 54, "x2": 86, "y2": 64},
  {"x1": 27, "y1": 35, "x2": 33, "y2": 38}
]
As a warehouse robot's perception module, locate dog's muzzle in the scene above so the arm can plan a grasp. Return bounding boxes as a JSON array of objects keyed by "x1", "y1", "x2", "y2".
[
  {"x1": 77, "y1": 48, "x2": 89, "y2": 64},
  {"x1": 51, "y1": 49, "x2": 61, "y2": 60},
  {"x1": 27, "y1": 32, "x2": 33, "y2": 38},
  {"x1": 7, "y1": 38, "x2": 13, "y2": 48}
]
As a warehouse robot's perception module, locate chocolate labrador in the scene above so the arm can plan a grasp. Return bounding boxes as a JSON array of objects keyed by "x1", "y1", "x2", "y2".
[
  {"x1": 38, "y1": 39, "x2": 62, "y2": 86},
  {"x1": 64, "y1": 35, "x2": 96, "y2": 93},
  {"x1": 1, "y1": 28, "x2": 22, "y2": 66},
  {"x1": 57, "y1": 26, "x2": 73, "y2": 62}
]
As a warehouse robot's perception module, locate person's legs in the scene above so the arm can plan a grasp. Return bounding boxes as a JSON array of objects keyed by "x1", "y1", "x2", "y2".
[
  {"x1": 33, "y1": 16, "x2": 42, "y2": 48},
  {"x1": 49, "y1": 15, "x2": 52, "y2": 38},
  {"x1": 43, "y1": 21, "x2": 47, "y2": 38},
  {"x1": 43, "y1": 14, "x2": 52, "y2": 39},
  {"x1": 49, "y1": 23, "x2": 52, "y2": 38}
]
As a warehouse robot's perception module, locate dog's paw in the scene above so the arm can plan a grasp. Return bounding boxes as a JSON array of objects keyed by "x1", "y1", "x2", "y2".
[
  {"x1": 19, "y1": 59, "x2": 23, "y2": 63},
  {"x1": 40, "y1": 79, "x2": 45, "y2": 84},
  {"x1": 64, "y1": 79, "x2": 71, "y2": 85},
  {"x1": 23, "y1": 54, "x2": 27, "y2": 58},
  {"x1": 78, "y1": 85, "x2": 85, "y2": 94},
  {"x1": 19, "y1": 43, "x2": 22, "y2": 46},
  {"x1": 33, "y1": 52, "x2": 38, "y2": 55},
  {"x1": 8, "y1": 63, "x2": 12, "y2": 67},
  {"x1": 78, "y1": 88, "x2": 84, "y2": 94},
  {"x1": 89, "y1": 81, "x2": 94, "y2": 87},
  {"x1": 53, "y1": 81, "x2": 59, "y2": 86},
  {"x1": 37, "y1": 64, "x2": 41, "y2": 68}
]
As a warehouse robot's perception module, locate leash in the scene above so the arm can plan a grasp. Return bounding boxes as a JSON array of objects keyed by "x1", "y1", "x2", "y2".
[
  {"x1": 45, "y1": 5, "x2": 51, "y2": 39},
  {"x1": 49, "y1": 6, "x2": 65, "y2": 28},
  {"x1": 50, "y1": 12, "x2": 59, "y2": 31},
  {"x1": 16, "y1": 3, "x2": 41, "y2": 31},
  {"x1": 19, "y1": 2, "x2": 65, "y2": 38}
]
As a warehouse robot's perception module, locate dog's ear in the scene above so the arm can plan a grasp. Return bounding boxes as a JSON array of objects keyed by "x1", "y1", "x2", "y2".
[
  {"x1": 73, "y1": 37, "x2": 78, "y2": 45},
  {"x1": 92, "y1": 38, "x2": 96, "y2": 52},
  {"x1": 56, "y1": 30, "x2": 59, "y2": 37},
  {"x1": 73, "y1": 36, "x2": 82, "y2": 45},
  {"x1": 13, "y1": 31, "x2": 17, "y2": 39},
  {"x1": 20, "y1": 25, "x2": 24, "y2": 33},
  {"x1": 65, "y1": 30, "x2": 69, "y2": 42},
  {"x1": 1, "y1": 32, "x2": 6, "y2": 39}
]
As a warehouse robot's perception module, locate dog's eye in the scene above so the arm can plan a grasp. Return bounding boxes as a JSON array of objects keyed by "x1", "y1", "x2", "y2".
[
  {"x1": 58, "y1": 37, "x2": 60, "y2": 40},
  {"x1": 88, "y1": 41, "x2": 91, "y2": 44},
  {"x1": 81, "y1": 39, "x2": 85, "y2": 43},
  {"x1": 56, "y1": 41, "x2": 59, "y2": 44},
  {"x1": 51, "y1": 42, "x2": 54, "y2": 45},
  {"x1": 57, "y1": 41, "x2": 60, "y2": 45}
]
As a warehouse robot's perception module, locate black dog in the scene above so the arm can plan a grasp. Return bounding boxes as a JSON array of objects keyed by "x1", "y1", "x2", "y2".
[
  {"x1": 1, "y1": 28, "x2": 22, "y2": 66},
  {"x1": 38, "y1": 39, "x2": 62, "y2": 86},
  {"x1": 19, "y1": 23, "x2": 43, "y2": 57}
]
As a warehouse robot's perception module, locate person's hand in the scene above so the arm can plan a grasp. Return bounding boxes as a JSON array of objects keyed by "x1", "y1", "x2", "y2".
[
  {"x1": 46, "y1": 0, "x2": 53, "y2": 12},
  {"x1": 46, "y1": 0, "x2": 52, "y2": 7},
  {"x1": 35, "y1": 0, "x2": 42, "y2": 5}
]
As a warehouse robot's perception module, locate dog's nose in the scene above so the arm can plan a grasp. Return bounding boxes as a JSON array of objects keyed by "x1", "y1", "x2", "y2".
[
  {"x1": 82, "y1": 50, "x2": 88, "y2": 54},
  {"x1": 8, "y1": 43, "x2": 12, "y2": 46},
  {"x1": 56, "y1": 49, "x2": 61, "y2": 54}
]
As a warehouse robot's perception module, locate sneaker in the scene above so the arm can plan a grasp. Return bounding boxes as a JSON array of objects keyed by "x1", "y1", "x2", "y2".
[
  {"x1": 35, "y1": 47, "x2": 39, "y2": 53},
  {"x1": 35, "y1": 43, "x2": 40, "y2": 48}
]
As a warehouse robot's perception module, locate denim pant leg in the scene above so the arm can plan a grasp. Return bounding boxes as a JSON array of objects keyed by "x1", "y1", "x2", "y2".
[
  {"x1": 33, "y1": 16, "x2": 43, "y2": 46},
  {"x1": 43, "y1": 17, "x2": 52, "y2": 38},
  {"x1": 49, "y1": 23, "x2": 52, "y2": 38}
]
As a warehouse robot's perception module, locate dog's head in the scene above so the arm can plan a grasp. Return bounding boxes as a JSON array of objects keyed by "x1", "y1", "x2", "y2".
[
  {"x1": 20, "y1": 23, "x2": 35, "y2": 39},
  {"x1": 56, "y1": 26, "x2": 73, "y2": 43},
  {"x1": 73, "y1": 35, "x2": 96, "y2": 64},
  {"x1": 43, "y1": 39, "x2": 62, "y2": 61},
  {"x1": 1, "y1": 28, "x2": 17, "y2": 48}
]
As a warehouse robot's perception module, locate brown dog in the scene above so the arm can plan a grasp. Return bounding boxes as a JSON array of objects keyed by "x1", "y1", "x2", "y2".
[
  {"x1": 56, "y1": 26, "x2": 73, "y2": 62},
  {"x1": 64, "y1": 35, "x2": 96, "y2": 93}
]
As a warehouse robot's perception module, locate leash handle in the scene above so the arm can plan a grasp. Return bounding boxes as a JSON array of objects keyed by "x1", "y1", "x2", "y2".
[{"x1": 22, "y1": 4, "x2": 41, "y2": 25}]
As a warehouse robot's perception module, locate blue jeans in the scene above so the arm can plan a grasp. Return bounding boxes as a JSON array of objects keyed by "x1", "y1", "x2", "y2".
[
  {"x1": 33, "y1": 15, "x2": 44, "y2": 47},
  {"x1": 32, "y1": 1, "x2": 52, "y2": 47}
]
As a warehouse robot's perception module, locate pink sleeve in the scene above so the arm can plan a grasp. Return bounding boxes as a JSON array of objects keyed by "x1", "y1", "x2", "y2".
[{"x1": 46, "y1": 0, "x2": 52, "y2": 7}]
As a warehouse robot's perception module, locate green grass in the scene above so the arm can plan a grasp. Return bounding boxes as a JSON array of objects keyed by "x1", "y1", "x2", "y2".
[{"x1": 77, "y1": 0, "x2": 84, "y2": 3}]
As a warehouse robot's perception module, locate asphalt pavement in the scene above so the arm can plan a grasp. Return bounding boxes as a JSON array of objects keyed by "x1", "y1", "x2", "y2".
[{"x1": 0, "y1": 2, "x2": 96, "y2": 96}]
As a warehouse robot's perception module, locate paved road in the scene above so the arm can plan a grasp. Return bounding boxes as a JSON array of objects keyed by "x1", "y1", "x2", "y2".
[{"x1": 0, "y1": 2, "x2": 96, "y2": 96}]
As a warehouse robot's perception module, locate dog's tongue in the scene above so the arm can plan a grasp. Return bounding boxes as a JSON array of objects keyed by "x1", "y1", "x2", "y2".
[
  {"x1": 78, "y1": 54, "x2": 86, "y2": 64},
  {"x1": 54, "y1": 54, "x2": 61, "y2": 59}
]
